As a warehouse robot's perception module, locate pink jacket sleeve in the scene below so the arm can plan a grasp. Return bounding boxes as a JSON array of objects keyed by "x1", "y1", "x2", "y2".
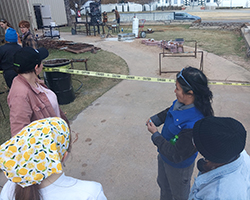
[{"x1": 8, "y1": 95, "x2": 33, "y2": 136}]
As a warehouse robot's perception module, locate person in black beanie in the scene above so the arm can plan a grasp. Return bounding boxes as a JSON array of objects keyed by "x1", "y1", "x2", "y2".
[{"x1": 189, "y1": 116, "x2": 250, "y2": 200}]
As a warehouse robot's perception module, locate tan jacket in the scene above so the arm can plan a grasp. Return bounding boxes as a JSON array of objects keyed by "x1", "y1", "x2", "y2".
[
  {"x1": 115, "y1": 10, "x2": 120, "y2": 19},
  {"x1": 7, "y1": 75, "x2": 69, "y2": 136}
]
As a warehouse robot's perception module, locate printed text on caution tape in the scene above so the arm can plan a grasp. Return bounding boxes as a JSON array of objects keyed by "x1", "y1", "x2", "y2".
[{"x1": 41, "y1": 67, "x2": 250, "y2": 87}]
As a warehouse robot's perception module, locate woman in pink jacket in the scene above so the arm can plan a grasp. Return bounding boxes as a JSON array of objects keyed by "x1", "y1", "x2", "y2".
[{"x1": 8, "y1": 47, "x2": 69, "y2": 136}]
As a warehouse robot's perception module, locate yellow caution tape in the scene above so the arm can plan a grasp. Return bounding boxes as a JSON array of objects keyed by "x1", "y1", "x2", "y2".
[
  {"x1": 0, "y1": 67, "x2": 247, "y2": 87},
  {"x1": 208, "y1": 81, "x2": 250, "y2": 87},
  {"x1": 42, "y1": 67, "x2": 250, "y2": 86},
  {"x1": 44, "y1": 67, "x2": 250, "y2": 87},
  {"x1": 43, "y1": 67, "x2": 176, "y2": 83}
]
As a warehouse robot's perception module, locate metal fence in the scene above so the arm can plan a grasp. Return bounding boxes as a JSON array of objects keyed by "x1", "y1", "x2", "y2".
[{"x1": 120, "y1": 12, "x2": 175, "y2": 22}]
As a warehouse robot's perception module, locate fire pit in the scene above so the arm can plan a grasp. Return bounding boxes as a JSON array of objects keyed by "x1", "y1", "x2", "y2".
[
  {"x1": 43, "y1": 58, "x2": 75, "y2": 105},
  {"x1": 43, "y1": 58, "x2": 71, "y2": 67}
]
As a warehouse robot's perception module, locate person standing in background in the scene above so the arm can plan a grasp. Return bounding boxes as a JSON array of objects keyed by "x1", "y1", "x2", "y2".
[
  {"x1": 18, "y1": 20, "x2": 38, "y2": 49},
  {"x1": 0, "y1": 18, "x2": 13, "y2": 33},
  {"x1": 0, "y1": 18, "x2": 21, "y2": 44},
  {"x1": 112, "y1": 9, "x2": 120, "y2": 25},
  {"x1": 102, "y1": 11, "x2": 108, "y2": 24},
  {"x1": 0, "y1": 28, "x2": 21, "y2": 88}
]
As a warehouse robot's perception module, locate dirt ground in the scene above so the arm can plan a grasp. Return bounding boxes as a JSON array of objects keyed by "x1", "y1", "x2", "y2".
[
  {"x1": 190, "y1": 10, "x2": 250, "y2": 20},
  {"x1": 222, "y1": 54, "x2": 250, "y2": 71},
  {"x1": 187, "y1": 9, "x2": 250, "y2": 70}
]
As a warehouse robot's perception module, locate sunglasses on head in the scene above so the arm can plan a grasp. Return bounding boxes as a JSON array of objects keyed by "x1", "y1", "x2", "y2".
[
  {"x1": 0, "y1": 19, "x2": 6, "y2": 23},
  {"x1": 177, "y1": 68, "x2": 192, "y2": 89}
]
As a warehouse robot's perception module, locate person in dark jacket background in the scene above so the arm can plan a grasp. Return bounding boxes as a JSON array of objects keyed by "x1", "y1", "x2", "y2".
[
  {"x1": 112, "y1": 9, "x2": 120, "y2": 24},
  {"x1": 19, "y1": 20, "x2": 37, "y2": 49},
  {"x1": 0, "y1": 18, "x2": 21, "y2": 45},
  {"x1": 0, "y1": 28, "x2": 21, "y2": 88}
]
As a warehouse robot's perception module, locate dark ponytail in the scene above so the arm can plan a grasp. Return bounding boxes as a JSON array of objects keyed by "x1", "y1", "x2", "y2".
[
  {"x1": 177, "y1": 66, "x2": 214, "y2": 117},
  {"x1": 14, "y1": 184, "x2": 41, "y2": 200}
]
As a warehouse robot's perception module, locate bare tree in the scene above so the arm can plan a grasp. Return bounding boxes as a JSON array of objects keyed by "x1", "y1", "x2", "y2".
[
  {"x1": 214, "y1": 0, "x2": 222, "y2": 7},
  {"x1": 72, "y1": 0, "x2": 89, "y2": 9},
  {"x1": 64, "y1": 0, "x2": 73, "y2": 26}
]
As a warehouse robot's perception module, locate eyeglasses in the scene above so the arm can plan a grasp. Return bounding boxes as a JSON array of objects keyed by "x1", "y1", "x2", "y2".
[{"x1": 177, "y1": 68, "x2": 192, "y2": 89}]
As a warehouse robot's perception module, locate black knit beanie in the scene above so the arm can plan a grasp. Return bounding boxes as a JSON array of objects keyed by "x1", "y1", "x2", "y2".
[{"x1": 193, "y1": 116, "x2": 246, "y2": 163}]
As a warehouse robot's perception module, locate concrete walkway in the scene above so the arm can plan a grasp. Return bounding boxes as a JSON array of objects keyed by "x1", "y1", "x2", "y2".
[
  {"x1": 1, "y1": 33, "x2": 250, "y2": 200},
  {"x1": 60, "y1": 33, "x2": 250, "y2": 199}
]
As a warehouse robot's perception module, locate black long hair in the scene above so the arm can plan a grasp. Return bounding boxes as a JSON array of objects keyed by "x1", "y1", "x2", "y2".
[{"x1": 176, "y1": 66, "x2": 214, "y2": 117}]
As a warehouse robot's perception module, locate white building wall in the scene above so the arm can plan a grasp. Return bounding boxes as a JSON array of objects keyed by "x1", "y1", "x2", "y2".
[
  {"x1": 155, "y1": 0, "x2": 250, "y2": 7},
  {"x1": 135, "y1": 4, "x2": 143, "y2": 11},
  {"x1": 205, "y1": 0, "x2": 216, "y2": 6},
  {"x1": 101, "y1": 4, "x2": 115, "y2": 13},
  {"x1": 172, "y1": 0, "x2": 182, "y2": 6},
  {"x1": 116, "y1": 4, "x2": 123, "y2": 12},
  {"x1": 99, "y1": 0, "x2": 250, "y2": 14},
  {"x1": 143, "y1": 4, "x2": 151, "y2": 11},
  {"x1": 157, "y1": 0, "x2": 169, "y2": 8},
  {"x1": 221, "y1": 0, "x2": 249, "y2": 7},
  {"x1": 0, "y1": 0, "x2": 31, "y2": 36},
  {"x1": 29, "y1": 0, "x2": 67, "y2": 29},
  {"x1": 123, "y1": 4, "x2": 128, "y2": 12},
  {"x1": 150, "y1": 2, "x2": 158, "y2": 11},
  {"x1": 128, "y1": 3, "x2": 143, "y2": 12},
  {"x1": 207, "y1": 0, "x2": 249, "y2": 7}
]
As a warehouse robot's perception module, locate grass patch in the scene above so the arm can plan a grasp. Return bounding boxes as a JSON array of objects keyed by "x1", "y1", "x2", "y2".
[
  {"x1": 48, "y1": 49, "x2": 128, "y2": 120},
  {"x1": 117, "y1": 24, "x2": 247, "y2": 58},
  {"x1": 0, "y1": 49, "x2": 128, "y2": 144},
  {"x1": 115, "y1": 24, "x2": 247, "y2": 58},
  {"x1": 143, "y1": 25, "x2": 247, "y2": 58},
  {"x1": 59, "y1": 26, "x2": 72, "y2": 32}
]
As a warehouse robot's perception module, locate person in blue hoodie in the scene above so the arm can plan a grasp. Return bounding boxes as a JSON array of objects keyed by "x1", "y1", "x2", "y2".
[
  {"x1": 146, "y1": 66, "x2": 213, "y2": 200},
  {"x1": 0, "y1": 28, "x2": 21, "y2": 88}
]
